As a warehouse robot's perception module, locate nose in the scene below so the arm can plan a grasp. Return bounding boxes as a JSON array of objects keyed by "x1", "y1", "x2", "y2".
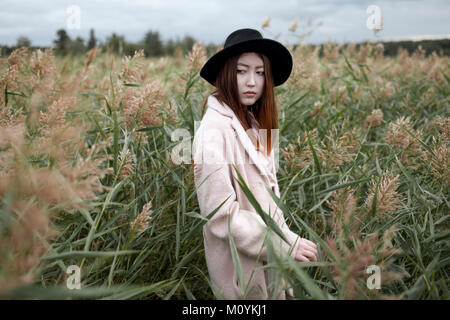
[{"x1": 246, "y1": 73, "x2": 256, "y2": 86}]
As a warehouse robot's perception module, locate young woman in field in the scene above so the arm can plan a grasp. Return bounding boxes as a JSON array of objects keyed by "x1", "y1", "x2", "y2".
[{"x1": 192, "y1": 28, "x2": 318, "y2": 300}]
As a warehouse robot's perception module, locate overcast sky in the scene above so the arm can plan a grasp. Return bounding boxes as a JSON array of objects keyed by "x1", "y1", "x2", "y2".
[{"x1": 1, "y1": 0, "x2": 449, "y2": 47}]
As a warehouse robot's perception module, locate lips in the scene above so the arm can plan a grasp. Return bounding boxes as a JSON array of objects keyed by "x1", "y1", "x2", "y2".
[{"x1": 244, "y1": 91, "x2": 256, "y2": 96}]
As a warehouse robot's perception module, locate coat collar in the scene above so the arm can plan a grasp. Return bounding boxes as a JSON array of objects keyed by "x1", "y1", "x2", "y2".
[{"x1": 207, "y1": 95, "x2": 274, "y2": 182}]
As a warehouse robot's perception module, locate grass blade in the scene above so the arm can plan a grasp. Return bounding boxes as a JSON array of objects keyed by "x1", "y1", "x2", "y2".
[{"x1": 232, "y1": 164, "x2": 290, "y2": 245}]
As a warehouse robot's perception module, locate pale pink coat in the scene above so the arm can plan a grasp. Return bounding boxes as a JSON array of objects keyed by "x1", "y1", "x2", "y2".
[{"x1": 192, "y1": 94, "x2": 301, "y2": 299}]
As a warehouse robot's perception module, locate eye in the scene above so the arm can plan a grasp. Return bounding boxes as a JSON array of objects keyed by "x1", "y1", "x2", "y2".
[
  {"x1": 257, "y1": 71, "x2": 265, "y2": 76},
  {"x1": 237, "y1": 69, "x2": 245, "y2": 74}
]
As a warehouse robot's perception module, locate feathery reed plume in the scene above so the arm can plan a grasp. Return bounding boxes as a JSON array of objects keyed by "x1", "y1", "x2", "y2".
[
  {"x1": 115, "y1": 49, "x2": 178, "y2": 131},
  {"x1": 288, "y1": 44, "x2": 321, "y2": 92},
  {"x1": 422, "y1": 136, "x2": 450, "y2": 188},
  {"x1": 322, "y1": 118, "x2": 360, "y2": 169},
  {"x1": 323, "y1": 42, "x2": 341, "y2": 62},
  {"x1": 39, "y1": 95, "x2": 74, "y2": 129},
  {"x1": 0, "y1": 105, "x2": 26, "y2": 128},
  {"x1": 0, "y1": 47, "x2": 30, "y2": 106},
  {"x1": 375, "y1": 79, "x2": 394, "y2": 103},
  {"x1": 119, "y1": 49, "x2": 147, "y2": 83},
  {"x1": 432, "y1": 116, "x2": 450, "y2": 141},
  {"x1": 356, "y1": 42, "x2": 370, "y2": 64},
  {"x1": 0, "y1": 200, "x2": 58, "y2": 291},
  {"x1": 364, "y1": 172, "x2": 404, "y2": 218},
  {"x1": 29, "y1": 48, "x2": 57, "y2": 95},
  {"x1": 131, "y1": 201, "x2": 153, "y2": 233},
  {"x1": 282, "y1": 129, "x2": 318, "y2": 171},
  {"x1": 283, "y1": 119, "x2": 360, "y2": 172},
  {"x1": 0, "y1": 45, "x2": 111, "y2": 293},
  {"x1": 118, "y1": 149, "x2": 135, "y2": 179},
  {"x1": 325, "y1": 233, "x2": 377, "y2": 299},
  {"x1": 428, "y1": 62, "x2": 445, "y2": 86},
  {"x1": 365, "y1": 109, "x2": 383, "y2": 128},
  {"x1": 56, "y1": 156, "x2": 107, "y2": 209},
  {"x1": 261, "y1": 17, "x2": 271, "y2": 29},
  {"x1": 325, "y1": 185, "x2": 358, "y2": 238},
  {"x1": 7, "y1": 46, "x2": 29, "y2": 67},
  {"x1": 84, "y1": 46, "x2": 98, "y2": 71},
  {"x1": 352, "y1": 85, "x2": 364, "y2": 100},
  {"x1": 289, "y1": 19, "x2": 299, "y2": 33},
  {"x1": 33, "y1": 94, "x2": 89, "y2": 163},
  {"x1": 374, "y1": 43, "x2": 384, "y2": 60},
  {"x1": 186, "y1": 42, "x2": 207, "y2": 74},
  {"x1": 324, "y1": 186, "x2": 403, "y2": 299},
  {"x1": 172, "y1": 46, "x2": 184, "y2": 67},
  {"x1": 385, "y1": 116, "x2": 424, "y2": 168},
  {"x1": 0, "y1": 123, "x2": 27, "y2": 171},
  {"x1": 375, "y1": 225, "x2": 404, "y2": 290},
  {"x1": 421, "y1": 86, "x2": 438, "y2": 106},
  {"x1": 330, "y1": 84, "x2": 348, "y2": 105},
  {"x1": 411, "y1": 45, "x2": 426, "y2": 60},
  {"x1": 325, "y1": 229, "x2": 403, "y2": 300},
  {"x1": 344, "y1": 43, "x2": 357, "y2": 59},
  {"x1": 0, "y1": 120, "x2": 105, "y2": 292},
  {"x1": 401, "y1": 92, "x2": 415, "y2": 111},
  {"x1": 310, "y1": 101, "x2": 322, "y2": 119},
  {"x1": 149, "y1": 56, "x2": 168, "y2": 75},
  {"x1": 121, "y1": 79, "x2": 174, "y2": 130}
]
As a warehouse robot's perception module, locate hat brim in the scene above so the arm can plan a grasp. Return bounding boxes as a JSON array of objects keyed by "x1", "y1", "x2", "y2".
[{"x1": 200, "y1": 38, "x2": 293, "y2": 87}]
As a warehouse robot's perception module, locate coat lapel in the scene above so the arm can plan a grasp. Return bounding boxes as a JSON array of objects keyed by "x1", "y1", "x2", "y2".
[
  {"x1": 230, "y1": 117, "x2": 272, "y2": 179},
  {"x1": 207, "y1": 95, "x2": 272, "y2": 181}
]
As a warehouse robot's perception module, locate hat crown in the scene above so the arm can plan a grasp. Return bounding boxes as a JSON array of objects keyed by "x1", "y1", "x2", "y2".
[
  {"x1": 200, "y1": 27, "x2": 292, "y2": 87},
  {"x1": 224, "y1": 28, "x2": 263, "y2": 49}
]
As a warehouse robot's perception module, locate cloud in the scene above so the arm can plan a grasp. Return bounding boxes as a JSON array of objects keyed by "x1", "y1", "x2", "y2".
[{"x1": 0, "y1": 0, "x2": 449, "y2": 46}]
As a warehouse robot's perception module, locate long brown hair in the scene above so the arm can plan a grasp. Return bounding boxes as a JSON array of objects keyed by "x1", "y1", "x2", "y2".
[{"x1": 200, "y1": 52, "x2": 278, "y2": 157}]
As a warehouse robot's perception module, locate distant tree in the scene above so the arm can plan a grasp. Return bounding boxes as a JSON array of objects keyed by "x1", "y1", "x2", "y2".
[
  {"x1": 87, "y1": 28, "x2": 97, "y2": 49},
  {"x1": 53, "y1": 29, "x2": 71, "y2": 55},
  {"x1": 124, "y1": 42, "x2": 141, "y2": 57},
  {"x1": 104, "y1": 33, "x2": 125, "y2": 55},
  {"x1": 143, "y1": 30, "x2": 164, "y2": 57},
  {"x1": 70, "y1": 36, "x2": 86, "y2": 55},
  {"x1": 206, "y1": 42, "x2": 219, "y2": 57},
  {"x1": 181, "y1": 35, "x2": 196, "y2": 54},
  {"x1": 16, "y1": 36, "x2": 31, "y2": 47},
  {"x1": 164, "y1": 39, "x2": 176, "y2": 56}
]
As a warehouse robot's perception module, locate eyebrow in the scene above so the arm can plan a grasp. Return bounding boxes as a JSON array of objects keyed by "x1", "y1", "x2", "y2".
[{"x1": 237, "y1": 62, "x2": 264, "y2": 68}]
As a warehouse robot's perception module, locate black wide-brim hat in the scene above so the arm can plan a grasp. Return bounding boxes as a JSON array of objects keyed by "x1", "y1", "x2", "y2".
[{"x1": 200, "y1": 28, "x2": 293, "y2": 87}]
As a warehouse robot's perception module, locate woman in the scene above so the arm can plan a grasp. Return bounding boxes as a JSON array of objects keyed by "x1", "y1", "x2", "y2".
[{"x1": 192, "y1": 28, "x2": 318, "y2": 300}]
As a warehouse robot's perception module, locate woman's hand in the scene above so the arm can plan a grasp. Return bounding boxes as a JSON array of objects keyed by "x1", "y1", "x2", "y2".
[{"x1": 294, "y1": 238, "x2": 318, "y2": 262}]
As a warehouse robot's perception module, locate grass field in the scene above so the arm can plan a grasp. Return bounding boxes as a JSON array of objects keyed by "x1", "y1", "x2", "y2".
[{"x1": 0, "y1": 40, "x2": 448, "y2": 300}]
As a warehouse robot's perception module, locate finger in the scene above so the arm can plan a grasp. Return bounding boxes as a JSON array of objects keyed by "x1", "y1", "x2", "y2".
[
  {"x1": 295, "y1": 254, "x2": 309, "y2": 262},
  {"x1": 302, "y1": 238, "x2": 317, "y2": 250},
  {"x1": 301, "y1": 249, "x2": 318, "y2": 262},
  {"x1": 300, "y1": 239, "x2": 317, "y2": 252},
  {"x1": 299, "y1": 238, "x2": 316, "y2": 250},
  {"x1": 303, "y1": 251, "x2": 317, "y2": 262}
]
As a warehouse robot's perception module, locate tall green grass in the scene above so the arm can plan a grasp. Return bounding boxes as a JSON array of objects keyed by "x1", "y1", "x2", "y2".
[{"x1": 0, "y1": 42, "x2": 448, "y2": 299}]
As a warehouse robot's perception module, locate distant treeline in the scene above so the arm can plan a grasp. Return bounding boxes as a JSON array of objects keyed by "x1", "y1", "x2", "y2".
[
  {"x1": 0, "y1": 28, "x2": 220, "y2": 58},
  {"x1": 1, "y1": 28, "x2": 449, "y2": 58},
  {"x1": 299, "y1": 39, "x2": 450, "y2": 58},
  {"x1": 367, "y1": 39, "x2": 450, "y2": 57}
]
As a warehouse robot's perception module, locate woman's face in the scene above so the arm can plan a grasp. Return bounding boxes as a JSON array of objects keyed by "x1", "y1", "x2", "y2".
[{"x1": 236, "y1": 52, "x2": 265, "y2": 107}]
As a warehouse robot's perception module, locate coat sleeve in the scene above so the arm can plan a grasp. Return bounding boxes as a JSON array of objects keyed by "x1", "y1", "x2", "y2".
[{"x1": 192, "y1": 125, "x2": 300, "y2": 262}]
